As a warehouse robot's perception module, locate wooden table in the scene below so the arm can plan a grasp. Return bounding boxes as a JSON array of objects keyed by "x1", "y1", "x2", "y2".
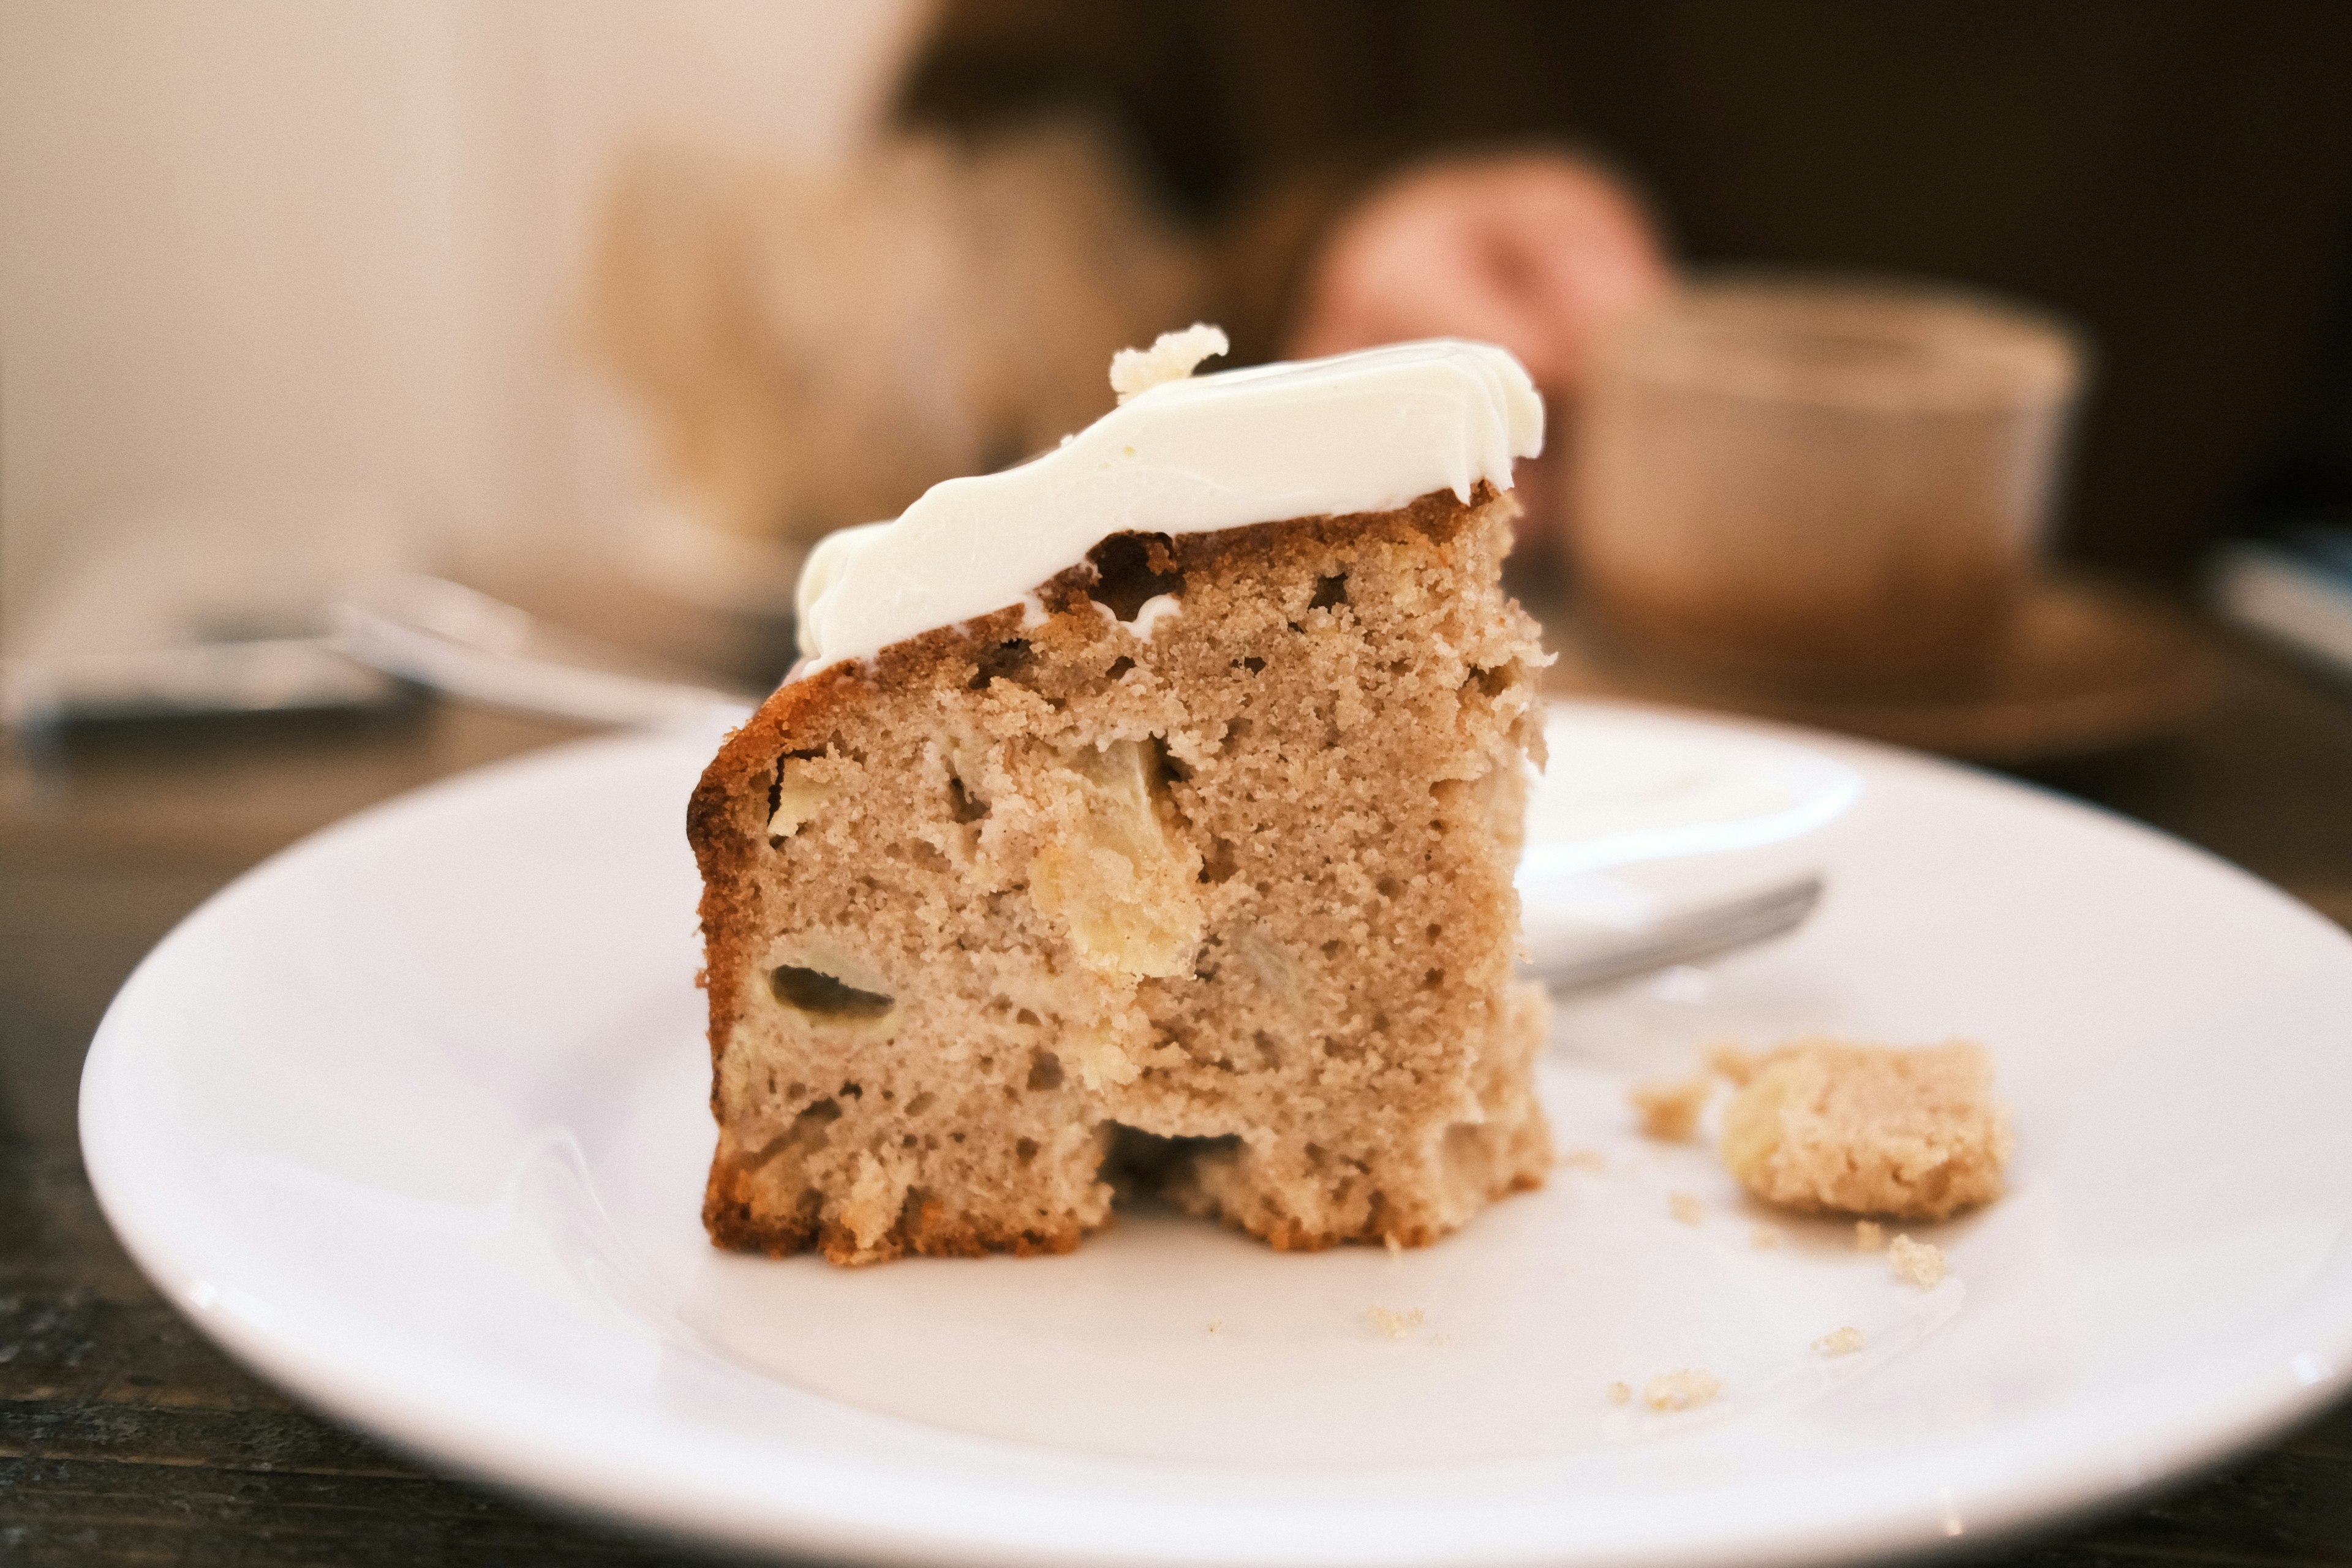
[{"x1": 5, "y1": 638, "x2": 2351, "y2": 1566}]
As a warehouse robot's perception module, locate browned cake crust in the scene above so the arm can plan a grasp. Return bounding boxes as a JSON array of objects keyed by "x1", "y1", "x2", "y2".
[{"x1": 691, "y1": 484, "x2": 1552, "y2": 1264}]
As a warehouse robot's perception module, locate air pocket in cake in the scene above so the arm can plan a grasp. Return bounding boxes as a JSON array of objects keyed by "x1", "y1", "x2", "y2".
[{"x1": 761, "y1": 944, "x2": 899, "y2": 1031}]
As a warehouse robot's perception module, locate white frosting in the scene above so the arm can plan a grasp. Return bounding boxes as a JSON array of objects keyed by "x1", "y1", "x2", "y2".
[{"x1": 794, "y1": 337, "x2": 1543, "y2": 665}]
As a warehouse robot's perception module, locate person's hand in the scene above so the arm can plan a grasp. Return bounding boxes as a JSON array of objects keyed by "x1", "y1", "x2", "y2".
[
  {"x1": 1289, "y1": 151, "x2": 1670, "y2": 550},
  {"x1": 1288, "y1": 150, "x2": 1672, "y2": 396}
]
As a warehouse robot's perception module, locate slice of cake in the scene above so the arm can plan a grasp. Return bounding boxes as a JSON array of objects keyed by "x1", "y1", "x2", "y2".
[
  {"x1": 689, "y1": 329, "x2": 1553, "y2": 1264},
  {"x1": 1718, "y1": 1038, "x2": 2012, "y2": 1221}
]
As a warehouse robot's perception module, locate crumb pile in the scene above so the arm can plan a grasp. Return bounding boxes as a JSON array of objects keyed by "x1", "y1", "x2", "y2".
[
  {"x1": 1719, "y1": 1039, "x2": 2012, "y2": 1220},
  {"x1": 692, "y1": 489, "x2": 1552, "y2": 1263}
]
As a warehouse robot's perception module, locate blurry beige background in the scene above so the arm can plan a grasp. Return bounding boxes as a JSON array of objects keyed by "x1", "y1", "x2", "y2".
[{"x1": 0, "y1": 0, "x2": 926, "y2": 652}]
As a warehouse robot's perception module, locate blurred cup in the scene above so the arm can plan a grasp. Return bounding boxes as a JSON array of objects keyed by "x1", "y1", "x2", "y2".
[{"x1": 1571, "y1": 273, "x2": 2085, "y2": 695}]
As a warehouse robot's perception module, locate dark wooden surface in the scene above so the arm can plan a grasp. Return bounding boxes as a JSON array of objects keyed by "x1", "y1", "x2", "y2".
[{"x1": 5, "y1": 639, "x2": 2352, "y2": 1566}]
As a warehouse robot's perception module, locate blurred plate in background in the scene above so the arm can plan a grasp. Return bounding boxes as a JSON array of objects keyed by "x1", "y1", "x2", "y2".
[{"x1": 1546, "y1": 576, "x2": 2220, "y2": 764}]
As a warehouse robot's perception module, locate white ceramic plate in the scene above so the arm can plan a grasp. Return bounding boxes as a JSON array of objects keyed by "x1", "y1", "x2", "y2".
[{"x1": 80, "y1": 704, "x2": 2352, "y2": 1568}]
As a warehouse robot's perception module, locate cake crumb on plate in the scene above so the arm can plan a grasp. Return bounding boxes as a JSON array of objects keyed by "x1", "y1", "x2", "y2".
[
  {"x1": 1888, "y1": 1234, "x2": 1947, "y2": 1287},
  {"x1": 1367, "y1": 1306, "x2": 1426, "y2": 1339},
  {"x1": 1707, "y1": 1044, "x2": 1762, "y2": 1085},
  {"x1": 1644, "y1": 1369, "x2": 1721, "y2": 1411},
  {"x1": 1749, "y1": 1223, "x2": 1784, "y2": 1250},
  {"x1": 1556, "y1": 1147, "x2": 1607, "y2": 1172},
  {"x1": 1719, "y1": 1039, "x2": 2012, "y2": 1221},
  {"x1": 1814, "y1": 1325, "x2": 1866, "y2": 1356},
  {"x1": 1630, "y1": 1075, "x2": 1713, "y2": 1141},
  {"x1": 1605, "y1": 1381, "x2": 1632, "y2": 1405},
  {"x1": 1668, "y1": 1191, "x2": 1705, "y2": 1225}
]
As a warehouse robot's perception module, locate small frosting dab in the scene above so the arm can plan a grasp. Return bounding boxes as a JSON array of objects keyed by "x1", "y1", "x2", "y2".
[
  {"x1": 1110, "y1": 323, "x2": 1229, "y2": 402},
  {"x1": 796, "y1": 334, "x2": 1544, "y2": 665}
]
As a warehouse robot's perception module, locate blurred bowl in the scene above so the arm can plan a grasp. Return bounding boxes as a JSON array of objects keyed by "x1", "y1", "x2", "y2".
[{"x1": 1572, "y1": 272, "x2": 2087, "y2": 698}]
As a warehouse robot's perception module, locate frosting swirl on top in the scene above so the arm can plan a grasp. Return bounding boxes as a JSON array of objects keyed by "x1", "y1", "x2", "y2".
[{"x1": 794, "y1": 337, "x2": 1544, "y2": 665}]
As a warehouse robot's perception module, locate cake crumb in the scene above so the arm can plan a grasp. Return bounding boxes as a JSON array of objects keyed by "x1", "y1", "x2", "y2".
[
  {"x1": 1888, "y1": 1234, "x2": 1947, "y2": 1288},
  {"x1": 1556, "y1": 1146, "x2": 1608, "y2": 1172},
  {"x1": 1668, "y1": 1191, "x2": 1705, "y2": 1226},
  {"x1": 1206, "y1": 1318, "x2": 1224, "y2": 1335},
  {"x1": 1384, "y1": 1233, "x2": 1404, "y2": 1257},
  {"x1": 1854, "y1": 1219, "x2": 1886, "y2": 1251},
  {"x1": 1749, "y1": 1223, "x2": 1784, "y2": 1250},
  {"x1": 1630, "y1": 1075, "x2": 1713, "y2": 1141},
  {"x1": 1109, "y1": 323, "x2": 1229, "y2": 401},
  {"x1": 1605, "y1": 1381, "x2": 1632, "y2": 1405},
  {"x1": 1366, "y1": 1306, "x2": 1426, "y2": 1339},
  {"x1": 1718, "y1": 1039, "x2": 2012, "y2": 1220},
  {"x1": 1813, "y1": 1325, "x2": 1866, "y2": 1357},
  {"x1": 1643, "y1": 1368, "x2": 1721, "y2": 1411},
  {"x1": 1706, "y1": 1043, "x2": 1763, "y2": 1086}
]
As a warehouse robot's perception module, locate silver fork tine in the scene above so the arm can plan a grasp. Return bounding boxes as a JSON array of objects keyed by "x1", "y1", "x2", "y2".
[{"x1": 1525, "y1": 873, "x2": 1825, "y2": 995}]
